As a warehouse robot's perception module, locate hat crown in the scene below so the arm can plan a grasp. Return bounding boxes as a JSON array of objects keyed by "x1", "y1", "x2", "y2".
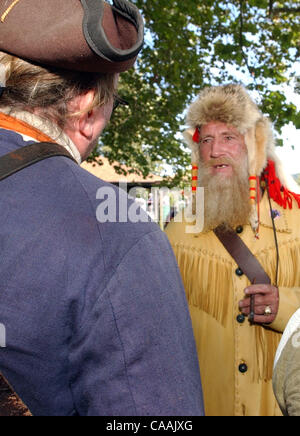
[
  {"x1": 186, "y1": 84, "x2": 262, "y2": 135},
  {"x1": 184, "y1": 84, "x2": 275, "y2": 178}
]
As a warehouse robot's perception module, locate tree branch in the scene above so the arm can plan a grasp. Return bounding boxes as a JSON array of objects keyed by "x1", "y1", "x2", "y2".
[
  {"x1": 239, "y1": 0, "x2": 257, "y2": 83},
  {"x1": 272, "y1": 6, "x2": 300, "y2": 15},
  {"x1": 268, "y1": 0, "x2": 274, "y2": 17}
]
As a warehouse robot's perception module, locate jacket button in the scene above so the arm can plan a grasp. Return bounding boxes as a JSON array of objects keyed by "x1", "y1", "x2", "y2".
[
  {"x1": 236, "y1": 226, "x2": 243, "y2": 234},
  {"x1": 237, "y1": 314, "x2": 245, "y2": 324},
  {"x1": 235, "y1": 267, "x2": 244, "y2": 277},
  {"x1": 239, "y1": 363, "x2": 248, "y2": 373}
]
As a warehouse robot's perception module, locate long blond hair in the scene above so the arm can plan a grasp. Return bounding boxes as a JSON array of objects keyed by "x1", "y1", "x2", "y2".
[{"x1": 0, "y1": 52, "x2": 117, "y2": 128}]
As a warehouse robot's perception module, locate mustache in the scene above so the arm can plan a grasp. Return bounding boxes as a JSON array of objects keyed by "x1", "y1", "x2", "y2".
[{"x1": 201, "y1": 157, "x2": 236, "y2": 168}]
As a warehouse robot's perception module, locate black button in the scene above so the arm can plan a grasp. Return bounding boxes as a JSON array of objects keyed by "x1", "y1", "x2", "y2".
[
  {"x1": 235, "y1": 268, "x2": 244, "y2": 277},
  {"x1": 236, "y1": 226, "x2": 243, "y2": 234},
  {"x1": 239, "y1": 363, "x2": 248, "y2": 373},
  {"x1": 237, "y1": 314, "x2": 245, "y2": 324}
]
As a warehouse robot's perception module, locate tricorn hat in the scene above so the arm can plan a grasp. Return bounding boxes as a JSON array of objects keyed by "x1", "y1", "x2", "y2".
[{"x1": 0, "y1": 0, "x2": 144, "y2": 73}]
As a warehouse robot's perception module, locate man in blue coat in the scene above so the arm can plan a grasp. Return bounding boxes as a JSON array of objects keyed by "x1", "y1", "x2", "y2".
[{"x1": 0, "y1": 0, "x2": 204, "y2": 416}]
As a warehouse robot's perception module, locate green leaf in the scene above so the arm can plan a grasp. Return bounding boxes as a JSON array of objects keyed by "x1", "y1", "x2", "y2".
[{"x1": 87, "y1": 0, "x2": 300, "y2": 182}]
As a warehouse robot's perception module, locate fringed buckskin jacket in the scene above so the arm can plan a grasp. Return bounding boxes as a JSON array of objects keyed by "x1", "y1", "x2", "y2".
[{"x1": 166, "y1": 193, "x2": 300, "y2": 416}]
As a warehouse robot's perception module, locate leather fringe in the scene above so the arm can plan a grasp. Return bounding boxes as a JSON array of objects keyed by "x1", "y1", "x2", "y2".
[
  {"x1": 258, "y1": 238, "x2": 300, "y2": 290},
  {"x1": 252, "y1": 325, "x2": 281, "y2": 382},
  {"x1": 252, "y1": 240, "x2": 300, "y2": 381},
  {"x1": 173, "y1": 239, "x2": 300, "y2": 382},
  {"x1": 173, "y1": 243, "x2": 232, "y2": 327}
]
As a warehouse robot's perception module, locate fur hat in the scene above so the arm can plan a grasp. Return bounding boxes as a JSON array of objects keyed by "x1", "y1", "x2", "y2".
[
  {"x1": 184, "y1": 84, "x2": 300, "y2": 235},
  {"x1": 0, "y1": 0, "x2": 144, "y2": 73}
]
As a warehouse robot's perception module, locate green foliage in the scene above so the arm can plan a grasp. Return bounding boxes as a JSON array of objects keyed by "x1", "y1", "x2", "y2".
[
  {"x1": 296, "y1": 76, "x2": 300, "y2": 94},
  {"x1": 93, "y1": 0, "x2": 300, "y2": 179}
]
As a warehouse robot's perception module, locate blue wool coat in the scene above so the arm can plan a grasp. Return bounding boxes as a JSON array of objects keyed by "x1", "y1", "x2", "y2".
[{"x1": 0, "y1": 129, "x2": 204, "y2": 416}]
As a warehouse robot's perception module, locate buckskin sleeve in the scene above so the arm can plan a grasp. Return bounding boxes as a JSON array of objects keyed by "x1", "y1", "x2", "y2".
[{"x1": 270, "y1": 287, "x2": 300, "y2": 333}]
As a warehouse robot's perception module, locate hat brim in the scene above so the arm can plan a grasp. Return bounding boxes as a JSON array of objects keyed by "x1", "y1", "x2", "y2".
[{"x1": 0, "y1": 0, "x2": 144, "y2": 73}]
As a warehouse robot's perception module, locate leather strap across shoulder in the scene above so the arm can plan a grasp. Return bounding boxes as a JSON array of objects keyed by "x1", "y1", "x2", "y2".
[
  {"x1": 0, "y1": 142, "x2": 77, "y2": 182},
  {"x1": 214, "y1": 225, "x2": 271, "y2": 285}
]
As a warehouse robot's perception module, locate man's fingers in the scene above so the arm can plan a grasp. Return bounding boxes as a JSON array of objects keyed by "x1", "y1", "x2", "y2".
[
  {"x1": 239, "y1": 305, "x2": 276, "y2": 323},
  {"x1": 239, "y1": 295, "x2": 270, "y2": 309},
  {"x1": 240, "y1": 305, "x2": 274, "y2": 314},
  {"x1": 242, "y1": 305, "x2": 275, "y2": 316},
  {"x1": 244, "y1": 284, "x2": 277, "y2": 296},
  {"x1": 238, "y1": 285, "x2": 279, "y2": 325},
  {"x1": 251, "y1": 314, "x2": 276, "y2": 324}
]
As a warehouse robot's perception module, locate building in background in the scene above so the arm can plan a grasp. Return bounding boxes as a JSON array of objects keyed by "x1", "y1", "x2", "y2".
[
  {"x1": 82, "y1": 157, "x2": 164, "y2": 191},
  {"x1": 82, "y1": 157, "x2": 177, "y2": 228}
]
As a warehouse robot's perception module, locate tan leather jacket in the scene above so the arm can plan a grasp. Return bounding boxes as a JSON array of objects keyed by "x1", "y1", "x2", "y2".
[{"x1": 166, "y1": 194, "x2": 300, "y2": 416}]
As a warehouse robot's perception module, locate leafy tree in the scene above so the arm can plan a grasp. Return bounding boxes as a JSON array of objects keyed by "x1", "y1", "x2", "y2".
[
  {"x1": 90, "y1": 0, "x2": 300, "y2": 182},
  {"x1": 296, "y1": 76, "x2": 300, "y2": 93}
]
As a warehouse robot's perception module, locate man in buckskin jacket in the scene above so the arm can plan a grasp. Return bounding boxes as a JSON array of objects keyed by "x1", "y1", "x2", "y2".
[{"x1": 166, "y1": 84, "x2": 300, "y2": 416}]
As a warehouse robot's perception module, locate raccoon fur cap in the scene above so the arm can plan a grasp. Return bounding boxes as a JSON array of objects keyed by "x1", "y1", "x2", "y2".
[{"x1": 183, "y1": 83, "x2": 299, "y2": 193}]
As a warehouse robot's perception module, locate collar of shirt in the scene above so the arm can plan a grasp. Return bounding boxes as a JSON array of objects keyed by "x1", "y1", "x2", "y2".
[{"x1": 0, "y1": 107, "x2": 82, "y2": 164}]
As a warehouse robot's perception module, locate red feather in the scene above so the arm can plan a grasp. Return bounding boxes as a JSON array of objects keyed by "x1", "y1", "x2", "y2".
[
  {"x1": 262, "y1": 160, "x2": 300, "y2": 209},
  {"x1": 192, "y1": 127, "x2": 200, "y2": 143}
]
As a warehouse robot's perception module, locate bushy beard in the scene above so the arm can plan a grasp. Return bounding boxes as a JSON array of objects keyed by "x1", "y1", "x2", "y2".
[{"x1": 198, "y1": 155, "x2": 251, "y2": 232}]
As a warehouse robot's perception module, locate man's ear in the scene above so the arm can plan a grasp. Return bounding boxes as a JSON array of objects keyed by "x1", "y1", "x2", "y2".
[
  {"x1": 77, "y1": 90, "x2": 96, "y2": 140},
  {"x1": 63, "y1": 89, "x2": 97, "y2": 152}
]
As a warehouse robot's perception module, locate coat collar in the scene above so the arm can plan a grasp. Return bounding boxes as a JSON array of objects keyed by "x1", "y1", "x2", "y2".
[{"x1": 0, "y1": 108, "x2": 81, "y2": 164}]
